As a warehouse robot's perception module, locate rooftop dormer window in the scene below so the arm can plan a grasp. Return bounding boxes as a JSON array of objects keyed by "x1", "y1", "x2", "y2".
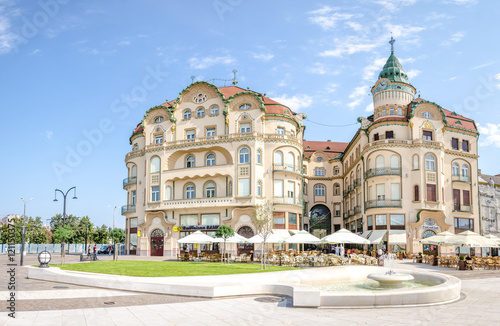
[
  {"x1": 239, "y1": 104, "x2": 251, "y2": 110},
  {"x1": 153, "y1": 116, "x2": 164, "y2": 123}
]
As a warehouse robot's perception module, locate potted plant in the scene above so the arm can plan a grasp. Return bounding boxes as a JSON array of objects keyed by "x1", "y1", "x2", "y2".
[
  {"x1": 371, "y1": 250, "x2": 376, "y2": 257},
  {"x1": 417, "y1": 252, "x2": 423, "y2": 263},
  {"x1": 398, "y1": 251, "x2": 403, "y2": 260},
  {"x1": 458, "y1": 255, "x2": 466, "y2": 270}
]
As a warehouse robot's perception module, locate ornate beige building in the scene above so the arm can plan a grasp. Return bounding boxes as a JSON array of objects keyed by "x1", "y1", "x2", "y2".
[{"x1": 123, "y1": 39, "x2": 480, "y2": 256}]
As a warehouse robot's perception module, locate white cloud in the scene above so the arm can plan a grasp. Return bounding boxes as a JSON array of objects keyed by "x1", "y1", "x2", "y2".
[
  {"x1": 362, "y1": 57, "x2": 387, "y2": 82},
  {"x1": 375, "y1": 0, "x2": 418, "y2": 12},
  {"x1": 446, "y1": 76, "x2": 457, "y2": 81},
  {"x1": 320, "y1": 36, "x2": 378, "y2": 58},
  {"x1": 29, "y1": 49, "x2": 40, "y2": 55},
  {"x1": 308, "y1": 6, "x2": 355, "y2": 30},
  {"x1": 308, "y1": 62, "x2": 340, "y2": 75},
  {"x1": 495, "y1": 73, "x2": 500, "y2": 80},
  {"x1": 188, "y1": 55, "x2": 235, "y2": 69},
  {"x1": 443, "y1": 0, "x2": 477, "y2": 5},
  {"x1": 441, "y1": 31, "x2": 465, "y2": 46},
  {"x1": 406, "y1": 69, "x2": 421, "y2": 79},
  {"x1": 0, "y1": 2, "x2": 21, "y2": 54},
  {"x1": 41, "y1": 131, "x2": 53, "y2": 140},
  {"x1": 252, "y1": 53, "x2": 274, "y2": 61},
  {"x1": 478, "y1": 123, "x2": 500, "y2": 148},
  {"x1": 272, "y1": 94, "x2": 313, "y2": 112},
  {"x1": 471, "y1": 62, "x2": 495, "y2": 70},
  {"x1": 347, "y1": 85, "x2": 370, "y2": 110},
  {"x1": 383, "y1": 23, "x2": 425, "y2": 43},
  {"x1": 365, "y1": 102, "x2": 374, "y2": 113},
  {"x1": 326, "y1": 83, "x2": 338, "y2": 93},
  {"x1": 118, "y1": 40, "x2": 131, "y2": 46}
]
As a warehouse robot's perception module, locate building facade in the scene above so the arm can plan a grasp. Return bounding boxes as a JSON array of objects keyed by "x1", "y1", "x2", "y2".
[{"x1": 123, "y1": 40, "x2": 480, "y2": 256}]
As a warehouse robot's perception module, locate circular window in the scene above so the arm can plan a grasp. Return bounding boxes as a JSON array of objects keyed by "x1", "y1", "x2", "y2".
[
  {"x1": 239, "y1": 104, "x2": 251, "y2": 110},
  {"x1": 193, "y1": 93, "x2": 207, "y2": 103},
  {"x1": 424, "y1": 218, "x2": 436, "y2": 226},
  {"x1": 153, "y1": 116, "x2": 164, "y2": 123},
  {"x1": 317, "y1": 157, "x2": 323, "y2": 162},
  {"x1": 422, "y1": 112, "x2": 434, "y2": 119}
]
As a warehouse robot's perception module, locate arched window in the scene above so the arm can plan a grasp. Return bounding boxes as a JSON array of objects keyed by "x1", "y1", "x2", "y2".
[
  {"x1": 185, "y1": 184, "x2": 195, "y2": 199},
  {"x1": 462, "y1": 164, "x2": 469, "y2": 178},
  {"x1": 183, "y1": 109, "x2": 191, "y2": 119},
  {"x1": 205, "y1": 182, "x2": 216, "y2": 198},
  {"x1": 287, "y1": 152, "x2": 295, "y2": 169},
  {"x1": 413, "y1": 155, "x2": 419, "y2": 170},
  {"x1": 390, "y1": 155, "x2": 399, "y2": 169},
  {"x1": 452, "y1": 163, "x2": 459, "y2": 176},
  {"x1": 425, "y1": 154, "x2": 436, "y2": 171},
  {"x1": 376, "y1": 155, "x2": 384, "y2": 169},
  {"x1": 257, "y1": 181, "x2": 262, "y2": 197},
  {"x1": 151, "y1": 157, "x2": 160, "y2": 173},
  {"x1": 154, "y1": 116, "x2": 164, "y2": 123},
  {"x1": 197, "y1": 108, "x2": 204, "y2": 117},
  {"x1": 414, "y1": 185, "x2": 419, "y2": 201},
  {"x1": 334, "y1": 183, "x2": 340, "y2": 196},
  {"x1": 131, "y1": 165, "x2": 137, "y2": 178},
  {"x1": 186, "y1": 155, "x2": 195, "y2": 168},
  {"x1": 274, "y1": 151, "x2": 283, "y2": 166},
  {"x1": 389, "y1": 107, "x2": 394, "y2": 115},
  {"x1": 257, "y1": 149, "x2": 262, "y2": 164},
  {"x1": 239, "y1": 147, "x2": 250, "y2": 164},
  {"x1": 315, "y1": 185, "x2": 325, "y2": 196},
  {"x1": 210, "y1": 106, "x2": 219, "y2": 115},
  {"x1": 228, "y1": 181, "x2": 233, "y2": 196},
  {"x1": 397, "y1": 107, "x2": 402, "y2": 116},
  {"x1": 206, "y1": 153, "x2": 215, "y2": 166}
]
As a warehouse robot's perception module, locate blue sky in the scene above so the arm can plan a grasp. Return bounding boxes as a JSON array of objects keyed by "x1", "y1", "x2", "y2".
[{"x1": 1, "y1": 0, "x2": 499, "y2": 228}]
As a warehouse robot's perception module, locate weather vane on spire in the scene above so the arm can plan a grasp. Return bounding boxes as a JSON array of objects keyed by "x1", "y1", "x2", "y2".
[{"x1": 389, "y1": 34, "x2": 395, "y2": 53}]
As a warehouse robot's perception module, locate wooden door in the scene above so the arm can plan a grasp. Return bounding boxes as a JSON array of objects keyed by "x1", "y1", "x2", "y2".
[{"x1": 150, "y1": 229, "x2": 164, "y2": 256}]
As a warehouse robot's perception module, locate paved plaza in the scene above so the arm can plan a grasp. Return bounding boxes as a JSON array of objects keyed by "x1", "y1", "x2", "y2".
[{"x1": 1, "y1": 255, "x2": 500, "y2": 325}]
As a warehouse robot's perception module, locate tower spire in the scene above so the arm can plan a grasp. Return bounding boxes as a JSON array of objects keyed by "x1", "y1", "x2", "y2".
[{"x1": 389, "y1": 34, "x2": 395, "y2": 53}]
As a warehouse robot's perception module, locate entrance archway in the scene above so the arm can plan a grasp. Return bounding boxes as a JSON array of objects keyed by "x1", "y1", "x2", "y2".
[
  {"x1": 237, "y1": 226, "x2": 254, "y2": 255},
  {"x1": 309, "y1": 205, "x2": 331, "y2": 239},
  {"x1": 150, "y1": 229, "x2": 164, "y2": 256},
  {"x1": 422, "y1": 230, "x2": 437, "y2": 256}
]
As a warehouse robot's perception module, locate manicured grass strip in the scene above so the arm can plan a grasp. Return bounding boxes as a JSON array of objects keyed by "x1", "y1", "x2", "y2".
[{"x1": 58, "y1": 261, "x2": 298, "y2": 277}]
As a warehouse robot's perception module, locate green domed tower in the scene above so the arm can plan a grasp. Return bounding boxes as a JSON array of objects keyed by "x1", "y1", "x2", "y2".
[{"x1": 371, "y1": 37, "x2": 416, "y2": 121}]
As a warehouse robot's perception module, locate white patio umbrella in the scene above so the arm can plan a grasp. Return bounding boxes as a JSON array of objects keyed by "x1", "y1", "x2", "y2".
[
  {"x1": 285, "y1": 230, "x2": 321, "y2": 244},
  {"x1": 248, "y1": 232, "x2": 284, "y2": 244},
  {"x1": 483, "y1": 234, "x2": 500, "y2": 244},
  {"x1": 418, "y1": 231, "x2": 456, "y2": 245},
  {"x1": 441, "y1": 230, "x2": 499, "y2": 248},
  {"x1": 321, "y1": 228, "x2": 371, "y2": 244},
  {"x1": 177, "y1": 230, "x2": 215, "y2": 244},
  {"x1": 212, "y1": 233, "x2": 249, "y2": 244}
]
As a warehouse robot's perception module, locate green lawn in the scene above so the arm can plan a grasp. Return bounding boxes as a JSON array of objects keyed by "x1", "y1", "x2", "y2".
[{"x1": 58, "y1": 261, "x2": 298, "y2": 277}]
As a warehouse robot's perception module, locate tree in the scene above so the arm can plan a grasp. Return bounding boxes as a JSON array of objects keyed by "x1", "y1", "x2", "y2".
[
  {"x1": 252, "y1": 201, "x2": 275, "y2": 269},
  {"x1": 0, "y1": 216, "x2": 49, "y2": 244},
  {"x1": 215, "y1": 225, "x2": 234, "y2": 264},
  {"x1": 92, "y1": 225, "x2": 110, "y2": 244},
  {"x1": 52, "y1": 226, "x2": 74, "y2": 265},
  {"x1": 110, "y1": 228, "x2": 125, "y2": 243}
]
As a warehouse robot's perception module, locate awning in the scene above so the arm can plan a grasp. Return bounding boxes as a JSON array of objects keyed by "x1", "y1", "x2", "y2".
[
  {"x1": 368, "y1": 230, "x2": 387, "y2": 244},
  {"x1": 360, "y1": 231, "x2": 372, "y2": 239},
  {"x1": 272, "y1": 229, "x2": 292, "y2": 241},
  {"x1": 388, "y1": 230, "x2": 406, "y2": 245}
]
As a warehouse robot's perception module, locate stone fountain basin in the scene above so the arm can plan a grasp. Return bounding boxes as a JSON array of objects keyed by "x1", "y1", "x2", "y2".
[{"x1": 28, "y1": 265, "x2": 460, "y2": 308}]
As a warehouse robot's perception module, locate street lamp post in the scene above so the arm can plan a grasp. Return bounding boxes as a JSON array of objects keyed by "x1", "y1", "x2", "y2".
[
  {"x1": 20, "y1": 197, "x2": 33, "y2": 267},
  {"x1": 53, "y1": 187, "x2": 77, "y2": 263},
  {"x1": 113, "y1": 206, "x2": 117, "y2": 261}
]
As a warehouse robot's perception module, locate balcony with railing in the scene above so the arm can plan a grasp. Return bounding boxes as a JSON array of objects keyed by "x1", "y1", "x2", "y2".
[
  {"x1": 348, "y1": 209, "x2": 355, "y2": 217},
  {"x1": 348, "y1": 185, "x2": 354, "y2": 193},
  {"x1": 164, "y1": 196, "x2": 236, "y2": 209},
  {"x1": 343, "y1": 212, "x2": 348, "y2": 219},
  {"x1": 452, "y1": 175, "x2": 471, "y2": 184},
  {"x1": 353, "y1": 178, "x2": 361, "y2": 188},
  {"x1": 273, "y1": 197, "x2": 304, "y2": 207},
  {"x1": 453, "y1": 204, "x2": 472, "y2": 213},
  {"x1": 123, "y1": 176, "x2": 137, "y2": 188},
  {"x1": 121, "y1": 205, "x2": 136, "y2": 214},
  {"x1": 354, "y1": 206, "x2": 361, "y2": 214},
  {"x1": 364, "y1": 167, "x2": 401, "y2": 179},
  {"x1": 365, "y1": 199, "x2": 402, "y2": 209},
  {"x1": 273, "y1": 164, "x2": 302, "y2": 175}
]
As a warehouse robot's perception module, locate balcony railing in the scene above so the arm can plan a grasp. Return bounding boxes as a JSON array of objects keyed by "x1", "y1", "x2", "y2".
[
  {"x1": 273, "y1": 197, "x2": 304, "y2": 207},
  {"x1": 453, "y1": 204, "x2": 472, "y2": 213},
  {"x1": 364, "y1": 199, "x2": 402, "y2": 209},
  {"x1": 343, "y1": 212, "x2": 348, "y2": 219},
  {"x1": 353, "y1": 178, "x2": 361, "y2": 188},
  {"x1": 364, "y1": 167, "x2": 401, "y2": 179},
  {"x1": 348, "y1": 209, "x2": 355, "y2": 217},
  {"x1": 121, "y1": 205, "x2": 136, "y2": 214},
  {"x1": 348, "y1": 185, "x2": 354, "y2": 193},
  {"x1": 343, "y1": 190, "x2": 349, "y2": 198},
  {"x1": 273, "y1": 164, "x2": 302, "y2": 175},
  {"x1": 354, "y1": 206, "x2": 361, "y2": 214},
  {"x1": 452, "y1": 175, "x2": 471, "y2": 184},
  {"x1": 123, "y1": 176, "x2": 137, "y2": 188}
]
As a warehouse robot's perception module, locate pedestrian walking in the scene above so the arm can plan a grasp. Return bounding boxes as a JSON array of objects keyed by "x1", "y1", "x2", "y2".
[{"x1": 93, "y1": 244, "x2": 98, "y2": 261}]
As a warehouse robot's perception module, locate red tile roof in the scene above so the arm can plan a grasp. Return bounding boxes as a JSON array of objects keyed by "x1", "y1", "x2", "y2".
[{"x1": 303, "y1": 140, "x2": 348, "y2": 159}]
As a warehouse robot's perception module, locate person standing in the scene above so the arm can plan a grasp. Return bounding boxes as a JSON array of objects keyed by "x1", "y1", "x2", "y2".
[{"x1": 93, "y1": 244, "x2": 98, "y2": 261}]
